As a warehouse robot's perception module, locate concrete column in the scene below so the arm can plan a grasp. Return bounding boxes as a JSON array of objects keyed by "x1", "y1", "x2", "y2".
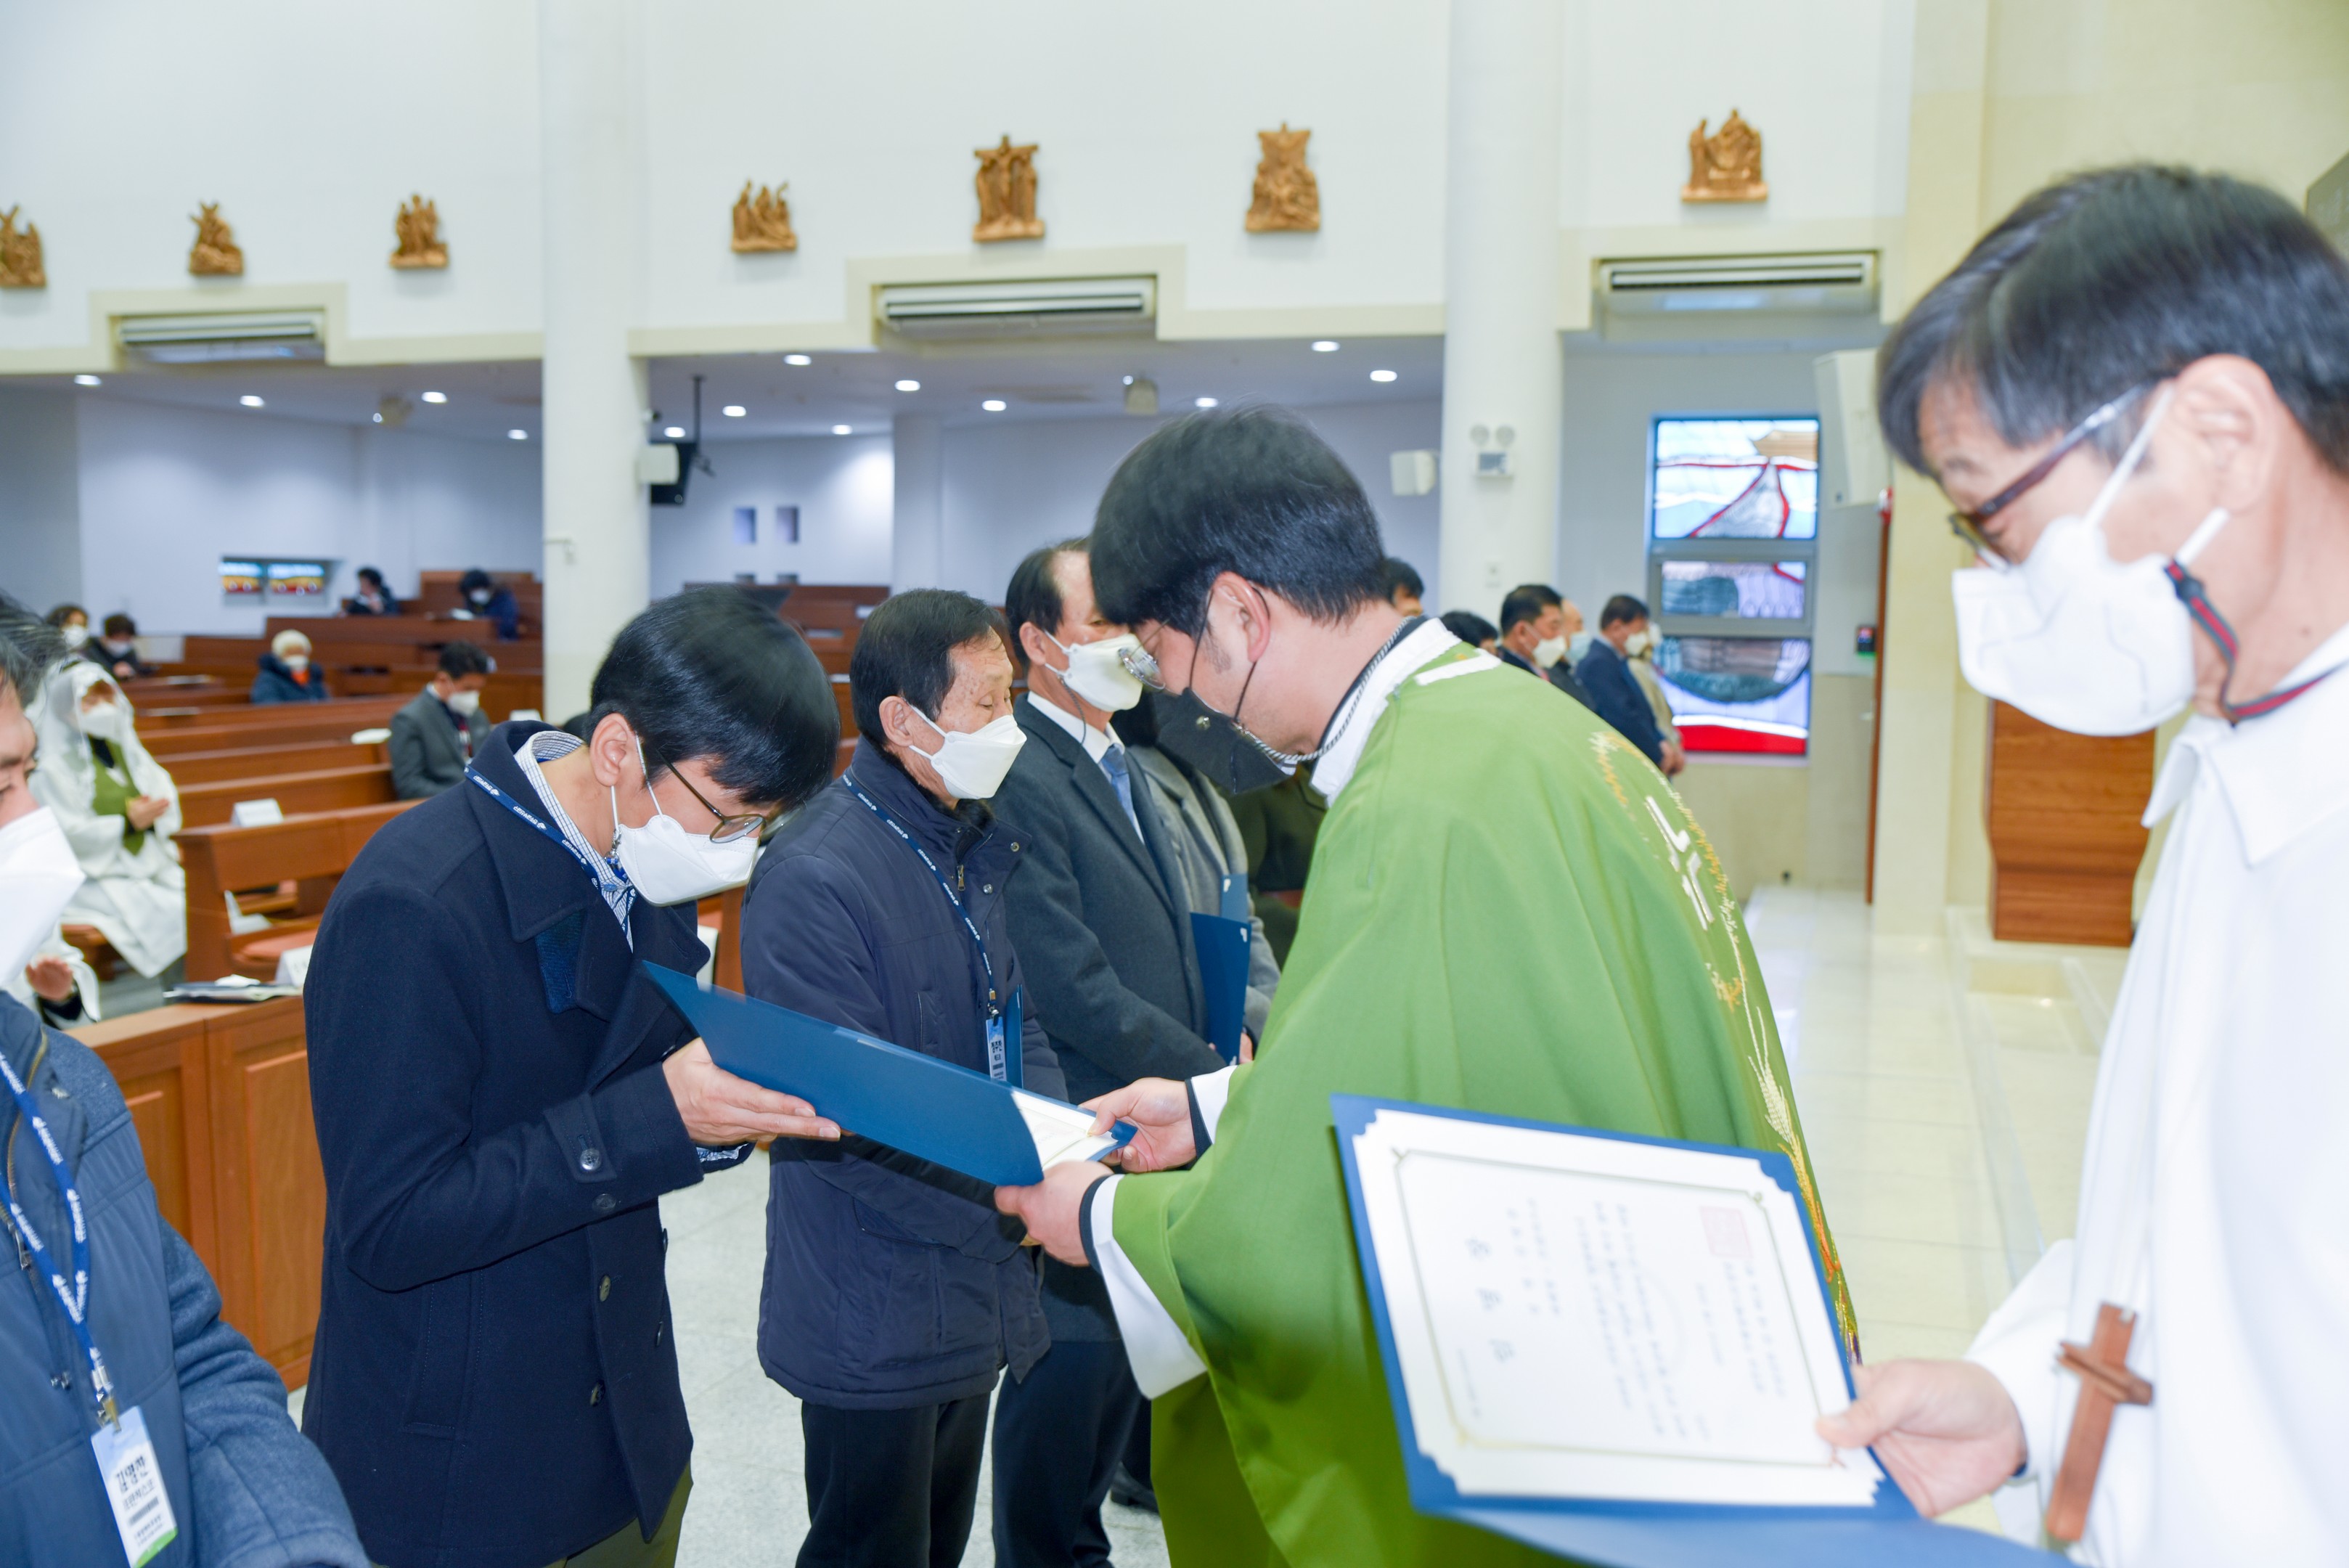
[
  {"x1": 891, "y1": 415, "x2": 946, "y2": 593},
  {"x1": 539, "y1": 0, "x2": 647, "y2": 719},
  {"x1": 1435, "y1": 0, "x2": 1566, "y2": 615}
]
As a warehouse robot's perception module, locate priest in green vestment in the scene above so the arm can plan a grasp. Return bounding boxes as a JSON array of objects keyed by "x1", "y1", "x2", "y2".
[{"x1": 996, "y1": 408, "x2": 1849, "y2": 1568}]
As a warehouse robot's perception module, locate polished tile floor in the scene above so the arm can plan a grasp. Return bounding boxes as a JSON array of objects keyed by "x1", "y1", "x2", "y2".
[{"x1": 290, "y1": 886, "x2": 2109, "y2": 1563}]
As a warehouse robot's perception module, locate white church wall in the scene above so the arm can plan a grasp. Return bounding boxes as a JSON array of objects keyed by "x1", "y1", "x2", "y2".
[
  {"x1": 0, "y1": 387, "x2": 83, "y2": 613},
  {"x1": 648, "y1": 433, "x2": 895, "y2": 597},
  {"x1": 72, "y1": 399, "x2": 539, "y2": 634}
]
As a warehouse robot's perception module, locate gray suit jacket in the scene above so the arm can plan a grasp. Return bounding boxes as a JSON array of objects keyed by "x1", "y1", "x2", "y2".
[{"x1": 388, "y1": 689, "x2": 489, "y2": 799}]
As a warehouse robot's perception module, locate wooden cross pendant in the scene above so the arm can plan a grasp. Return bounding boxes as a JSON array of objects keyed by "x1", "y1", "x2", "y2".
[{"x1": 2045, "y1": 1302, "x2": 2154, "y2": 1543}]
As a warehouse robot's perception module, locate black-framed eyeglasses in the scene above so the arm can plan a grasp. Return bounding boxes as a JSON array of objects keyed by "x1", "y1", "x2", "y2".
[
  {"x1": 643, "y1": 741, "x2": 780, "y2": 844},
  {"x1": 1947, "y1": 383, "x2": 2153, "y2": 563}
]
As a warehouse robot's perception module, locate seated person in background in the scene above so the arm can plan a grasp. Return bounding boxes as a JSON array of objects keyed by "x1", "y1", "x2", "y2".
[
  {"x1": 389, "y1": 640, "x2": 492, "y2": 799},
  {"x1": 44, "y1": 603, "x2": 91, "y2": 656},
  {"x1": 0, "y1": 593, "x2": 370, "y2": 1568},
  {"x1": 94, "y1": 612, "x2": 155, "y2": 681},
  {"x1": 341, "y1": 565, "x2": 399, "y2": 617},
  {"x1": 743, "y1": 589, "x2": 1064, "y2": 1568},
  {"x1": 1377, "y1": 555, "x2": 1423, "y2": 616},
  {"x1": 28, "y1": 660, "x2": 187, "y2": 981},
  {"x1": 453, "y1": 568, "x2": 521, "y2": 640},
  {"x1": 251, "y1": 629, "x2": 330, "y2": 703},
  {"x1": 1438, "y1": 608, "x2": 1498, "y2": 653},
  {"x1": 1622, "y1": 621, "x2": 1686, "y2": 777},
  {"x1": 1574, "y1": 593, "x2": 1669, "y2": 767},
  {"x1": 1495, "y1": 581, "x2": 1595, "y2": 709}
]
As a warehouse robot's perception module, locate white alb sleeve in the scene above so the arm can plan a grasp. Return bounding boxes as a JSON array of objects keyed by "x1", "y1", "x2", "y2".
[
  {"x1": 1190, "y1": 1064, "x2": 1238, "y2": 1145},
  {"x1": 1965, "y1": 1236, "x2": 2075, "y2": 1524},
  {"x1": 1089, "y1": 1174, "x2": 1209, "y2": 1397}
]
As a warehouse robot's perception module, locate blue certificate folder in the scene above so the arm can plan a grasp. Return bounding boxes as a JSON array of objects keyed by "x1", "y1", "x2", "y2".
[
  {"x1": 645, "y1": 963, "x2": 1132, "y2": 1188},
  {"x1": 1332, "y1": 1095, "x2": 2060, "y2": 1567},
  {"x1": 1190, "y1": 911, "x2": 1251, "y2": 1063}
]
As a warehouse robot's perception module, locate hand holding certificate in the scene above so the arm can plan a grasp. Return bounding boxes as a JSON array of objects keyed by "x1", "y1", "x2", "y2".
[{"x1": 1335, "y1": 1096, "x2": 2059, "y2": 1567}]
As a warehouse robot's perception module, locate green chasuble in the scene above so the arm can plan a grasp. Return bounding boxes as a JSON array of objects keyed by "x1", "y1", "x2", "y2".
[{"x1": 1111, "y1": 644, "x2": 1850, "y2": 1568}]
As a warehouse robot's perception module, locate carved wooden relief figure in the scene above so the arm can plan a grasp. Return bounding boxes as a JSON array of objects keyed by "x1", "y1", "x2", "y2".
[
  {"x1": 1246, "y1": 122, "x2": 1320, "y2": 232},
  {"x1": 0, "y1": 207, "x2": 43, "y2": 288},
  {"x1": 973, "y1": 135, "x2": 1044, "y2": 242},
  {"x1": 1683, "y1": 110, "x2": 1768, "y2": 203},
  {"x1": 732, "y1": 181, "x2": 798, "y2": 253},
  {"x1": 391, "y1": 195, "x2": 449, "y2": 269},
  {"x1": 189, "y1": 203, "x2": 245, "y2": 275}
]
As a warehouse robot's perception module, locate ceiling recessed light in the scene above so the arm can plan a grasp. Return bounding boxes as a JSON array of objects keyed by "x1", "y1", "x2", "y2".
[
  {"x1": 981, "y1": 399, "x2": 1007, "y2": 412},
  {"x1": 507, "y1": 428, "x2": 528, "y2": 441},
  {"x1": 240, "y1": 394, "x2": 265, "y2": 408},
  {"x1": 894, "y1": 380, "x2": 921, "y2": 393},
  {"x1": 73, "y1": 374, "x2": 101, "y2": 387},
  {"x1": 784, "y1": 354, "x2": 812, "y2": 367},
  {"x1": 832, "y1": 424, "x2": 853, "y2": 436},
  {"x1": 722, "y1": 404, "x2": 747, "y2": 417},
  {"x1": 1312, "y1": 340, "x2": 1340, "y2": 353},
  {"x1": 663, "y1": 426, "x2": 685, "y2": 438},
  {"x1": 420, "y1": 390, "x2": 447, "y2": 404},
  {"x1": 1370, "y1": 369, "x2": 1398, "y2": 383},
  {"x1": 1194, "y1": 396, "x2": 1219, "y2": 409}
]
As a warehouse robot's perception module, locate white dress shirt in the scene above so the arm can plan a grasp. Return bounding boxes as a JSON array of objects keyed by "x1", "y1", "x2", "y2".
[
  {"x1": 1086, "y1": 617, "x2": 1471, "y2": 1397},
  {"x1": 1967, "y1": 621, "x2": 2349, "y2": 1564}
]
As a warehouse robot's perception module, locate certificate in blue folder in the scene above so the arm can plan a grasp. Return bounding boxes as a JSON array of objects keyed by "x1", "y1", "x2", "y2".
[
  {"x1": 645, "y1": 963, "x2": 1132, "y2": 1188},
  {"x1": 1190, "y1": 910, "x2": 1251, "y2": 1063},
  {"x1": 1332, "y1": 1095, "x2": 2059, "y2": 1567}
]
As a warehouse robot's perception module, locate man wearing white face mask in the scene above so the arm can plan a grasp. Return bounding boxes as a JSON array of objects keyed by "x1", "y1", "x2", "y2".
[
  {"x1": 388, "y1": 640, "x2": 494, "y2": 799},
  {"x1": 1813, "y1": 167, "x2": 2349, "y2": 1566},
  {"x1": 992, "y1": 539, "x2": 1230, "y2": 1566},
  {"x1": 301, "y1": 588, "x2": 846, "y2": 1568},
  {"x1": 742, "y1": 589, "x2": 1068, "y2": 1568}
]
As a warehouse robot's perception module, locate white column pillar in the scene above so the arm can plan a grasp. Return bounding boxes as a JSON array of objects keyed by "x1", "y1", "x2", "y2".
[
  {"x1": 539, "y1": 0, "x2": 647, "y2": 719},
  {"x1": 891, "y1": 415, "x2": 946, "y2": 593},
  {"x1": 1435, "y1": 0, "x2": 1566, "y2": 615}
]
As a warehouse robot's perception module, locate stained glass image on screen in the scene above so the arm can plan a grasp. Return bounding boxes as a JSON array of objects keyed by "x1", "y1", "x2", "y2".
[
  {"x1": 266, "y1": 561, "x2": 328, "y2": 598},
  {"x1": 1651, "y1": 418, "x2": 1819, "y2": 541},
  {"x1": 1654, "y1": 636, "x2": 1810, "y2": 756},
  {"x1": 1659, "y1": 560, "x2": 1807, "y2": 621},
  {"x1": 220, "y1": 559, "x2": 264, "y2": 597}
]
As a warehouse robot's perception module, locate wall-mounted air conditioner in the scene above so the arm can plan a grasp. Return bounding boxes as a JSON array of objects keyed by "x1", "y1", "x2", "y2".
[
  {"x1": 875, "y1": 278, "x2": 1156, "y2": 340},
  {"x1": 116, "y1": 311, "x2": 326, "y2": 364},
  {"x1": 1597, "y1": 253, "x2": 1877, "y2": 317}
]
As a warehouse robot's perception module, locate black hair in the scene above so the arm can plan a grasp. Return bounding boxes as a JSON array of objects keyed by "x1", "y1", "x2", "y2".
[
  {"x1": 1379, "y1": 557, "x2": 1424, "y2": 603},
  {"x1": 1880, "y1": 165, "x2": 2349, "y2": 477},
  {"x1": 1440, "y1": 609, "x2": 1498, "y2": 648},
  {"x1": 101, "y1": 613, "x2": 136, "y2": 639},
  {"x1": 1498, "y1": 584, "x2": 1561, "y2": 636},
  {"x1": 0, "y1": 592, "x2": 65, "y2": 706},
  {"x1": 586, "y1": 586, "x2": 838, "y2": 809},
  {"x1": 46, "y1": 604, "x2": 87, "y2": 629},
  {"x1": 436, "y1": 639, "x2": 492, "y2": 680},
  {"x1": 849, "y1": 589, "x2": 1010, "y2": 742},
  {"x1": 459, "y1": 568, "x2": 494, "y2": 596},
  {"x1": 1002, "y1": 537, "x2": 1090, "y2": 673},
  {"x1": 1089, "y1": 406, "x2": 1387, "y2": 634},
  {"x1": 1600, "y1": 594, "x2": 1650, "y2": 630},
  {"x1": 356, "y1": 566, "x2": 386, "y2": 587}
]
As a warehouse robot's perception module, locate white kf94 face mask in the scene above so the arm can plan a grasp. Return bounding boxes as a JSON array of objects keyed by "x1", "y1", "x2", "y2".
[
  {"x1": 0, "y1": 807, "x2": 88, "y2": 979},
  {"x1": 1532, "y1": 636, "x2": 1569, "y2": 669},
  {"x1": 915, "y1": 711, "x2": 1026, "y2": 801},
  {"x1": 609, "y1": 741, "x2": 759, "y2": 905},
  {"x1": 1042, "y1": 630, "x2": 1145, "y2": 712},
  {"x1": 1951, "y1": 389, "x2": 2231, "y2": 737}
]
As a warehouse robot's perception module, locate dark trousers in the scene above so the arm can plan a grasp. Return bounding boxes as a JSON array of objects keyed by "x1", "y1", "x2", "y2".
[
  {"x1": 990, "y1": 1342, "x2": 1145, "y2": 1568},
  {"x1": 798, "y1": 1395, "x2": 991, "y2": 1568}
]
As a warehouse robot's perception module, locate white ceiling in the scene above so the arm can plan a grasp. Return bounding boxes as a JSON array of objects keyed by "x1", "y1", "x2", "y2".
[{"x1": 20, "y1": 333, "x2": 1445, "y2": 445}]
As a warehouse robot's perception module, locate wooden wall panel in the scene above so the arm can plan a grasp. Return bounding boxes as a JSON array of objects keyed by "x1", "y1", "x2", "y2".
[
  {"x1": 1982, "y1": 701, "x2": 2155, "y2": 945},
  {"x1": 79, "y1": 1008, "x2": 218, "y2": 1260}
]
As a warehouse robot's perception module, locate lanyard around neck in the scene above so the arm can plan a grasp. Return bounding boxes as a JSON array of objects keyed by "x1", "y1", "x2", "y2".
[
  {"x1": 1, "y1": 1034, "x2": 118, "y2": 1424},
  {"x1": 841, "y1": 774, "x2": 1002, "y2": 1024},
  {"x1": 467, "y1": 765, "x2": 635, "y2": 905}
]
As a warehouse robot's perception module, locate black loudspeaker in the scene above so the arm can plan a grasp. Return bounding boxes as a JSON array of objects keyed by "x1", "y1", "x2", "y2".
[{"x1": 650, "y1": 441, "x2": 697, "y2": 506}]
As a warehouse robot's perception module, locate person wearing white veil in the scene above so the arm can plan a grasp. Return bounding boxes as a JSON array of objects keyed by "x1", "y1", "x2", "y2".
[{"x1": 29, "y1": 659, "x2": 187, "y2": 978}]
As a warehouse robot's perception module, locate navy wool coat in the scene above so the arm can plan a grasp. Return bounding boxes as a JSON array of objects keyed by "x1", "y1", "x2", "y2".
[
  {"x1": 301, "y1": 722, "x2": 717, "y2": 1568},
  {"x1": 743, "y1": 738, "x2": 1065, "y2": 1409}
]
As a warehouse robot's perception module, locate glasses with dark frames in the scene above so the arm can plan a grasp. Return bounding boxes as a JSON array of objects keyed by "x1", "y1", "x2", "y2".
[
  {"x1": 1946, "y1": 383, "x2": 2153, "y2": 563},
  {"x1": 642, "y1": 741, "x2": 781, "y2": 844}
]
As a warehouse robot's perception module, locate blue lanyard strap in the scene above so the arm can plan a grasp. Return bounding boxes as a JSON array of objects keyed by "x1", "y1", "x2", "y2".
[
  {"x1": 1, "y1": 1034, "x2": 117, "y2": 1424},
  {"x1": 467, "y1": 765, "x2": 635, "y2": 899},
  {"x1": 841, "y1": 774, "x2": 1003, "y2": 1024}
]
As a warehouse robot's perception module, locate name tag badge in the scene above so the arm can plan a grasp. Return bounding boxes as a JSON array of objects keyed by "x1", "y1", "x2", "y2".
[
  {"x1": 91, "y1": 1405, "x2": 178, "y2": 1567},
  {"x1": 986, "y1": 1013, "x2": 1008, "y2": 1084}
]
